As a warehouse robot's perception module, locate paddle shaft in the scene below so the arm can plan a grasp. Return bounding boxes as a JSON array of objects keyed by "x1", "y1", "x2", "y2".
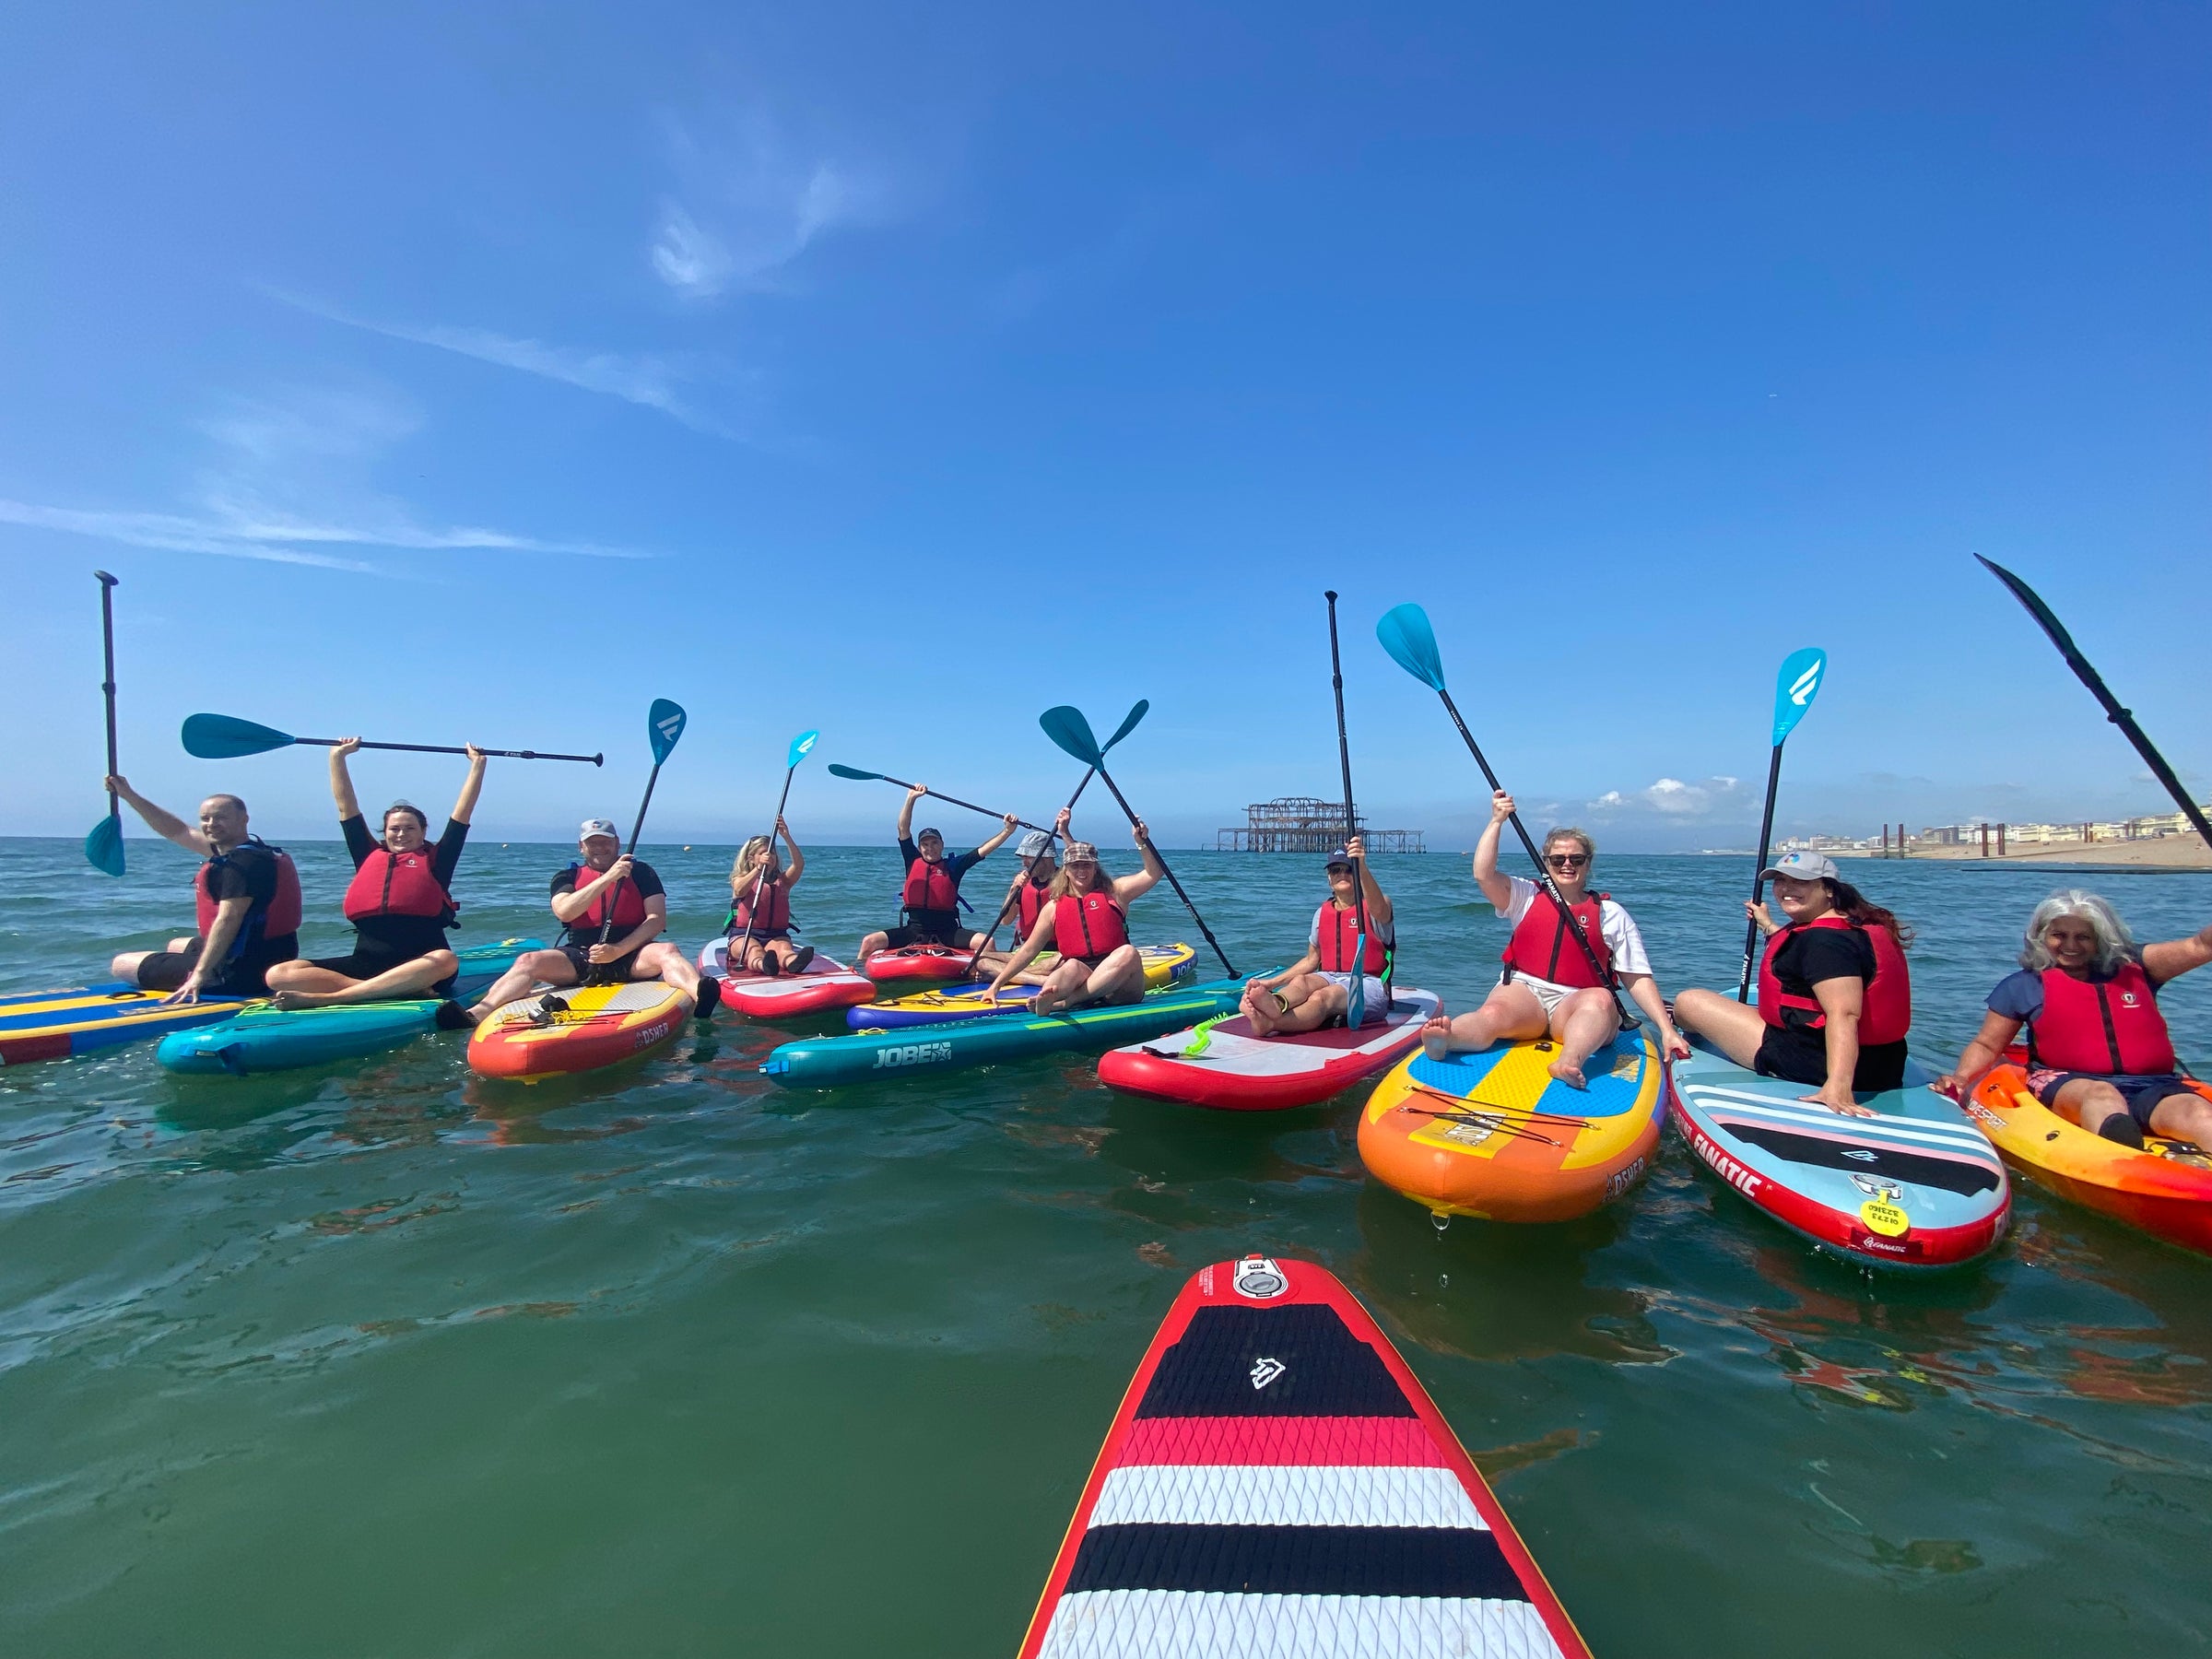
[
  {"x1": 1324, "y1": 592, "x2": 1373, "y2": 1018},
  {"x1": 97, "y1": 572, "x2": 119, "y2": 818},
  {"x1": 849, "y1": 771, "x2": 1050, "y2": 835},
  {"x1": 735, "y1": 766, "x2": 802, "y2": 953},
  {"x1": 1429, "y1": 684, "x2": 1636, "y2": 1027},
  {"x1": 971, "y1": 767, "x2": 1100, "y2": 953},
  {"x1": 590, "y1": 761, "x2": 666, "y2": 971},
  {"x1": 1982, "y1": 557, "x2": 2212, "y2": 845},
  {"x1": 1735, "y1": 741, "x2": 1786, "y2": 1003},
  {"x1": 283, "y1": 735, "x2": 603, "y2": 764},
  {"x1": 1090, "y1": 762, "x2": 1237, "y2": 977}
]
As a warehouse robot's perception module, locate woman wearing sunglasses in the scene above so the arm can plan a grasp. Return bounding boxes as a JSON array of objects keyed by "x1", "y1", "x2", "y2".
[{"x1": 1420, "y1": 790, "x2": 1687, "y2": 1088}]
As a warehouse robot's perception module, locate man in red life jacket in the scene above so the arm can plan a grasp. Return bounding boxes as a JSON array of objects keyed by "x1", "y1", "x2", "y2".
[
  {"x1": 264, "y1": 736, "x2": 486, "y2": 1009},
  {"x1": 968, "y1": 811, "x2": 1073, "y2": 983},
  {"x1": 986, "y1": 822, "x2": 1165, "y2": 1013},
  {"x1": 855, "y1": 782, "x2": 1019, "y2": 963},
  {"x1": 464, "y1": 818, "x2": 701, "y2": 1019},
  {"x1": 1241, "y1": 836, "x2": 1395, "y2": 1034},
  {"x1": 1418, "y1": 791, "x2": 1687, "y2": 1088},
  {"x1": 105, "y1": 777, "x2": 303, "y2": 1004},
  {"x1": 1937, "y1": 888, "x2": 2212, "y2": 1147}
]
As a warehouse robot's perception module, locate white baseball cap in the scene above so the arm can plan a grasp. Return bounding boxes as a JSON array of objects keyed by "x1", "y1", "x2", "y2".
[
  {"x1": 579, "y1": 818, "x2": 620, "y2": 841},
  {"x1": 1760, "y1": 850, "x2": 1839, "y2": 881}
]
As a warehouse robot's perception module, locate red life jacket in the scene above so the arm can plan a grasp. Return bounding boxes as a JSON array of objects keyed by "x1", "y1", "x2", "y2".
[
  {"x1": 729, "y1": 877, "x2": 793, "y2": 935},
  {"x1": 1315, "y1": 900, "x2": 1390, "y2": 974},
  {"x1": 1501, "y1": 888, "x2": 1614, "y2": 989},
  {"x1": 194, "y1": 839, "x2": 303, "y2": 948},
  {"x1": 566, "y1": 862, "x2": 648, "y2": 933},
  {"x1": 342, "y1": 845, "x2": 455, "y2": 924},
  {"x1": 1756, "y1": 915, "x2": 1912, "y2": 1045},
  {"x1": 2028, "y1": 961, "x2": 2176, "y2": 1076},
  {"x1": 1053, "y1": 888, "x2": 1129, "y2": 963},
  {"x1": 901, "y1": 856, "x2": 960, "y2": 914},
  {"x1": 1017, "y1": 877, "x2": 1052, "y2": 935}
]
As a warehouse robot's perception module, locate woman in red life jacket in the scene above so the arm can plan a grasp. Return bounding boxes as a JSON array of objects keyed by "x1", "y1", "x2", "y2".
[
  {"x1": 1240, "y1": 836, "x2": 1395, "y2": 1035},
  {"x1": 986, "y1": 820, "x2": 1164, "y2": 1014},
  {"x1": 968, "y1": 811, "x2": 1071, "y2": 984},
  {"x1": 1674, "y1": 851, "x2": 1913, "y2": 1117},
  {"x1": 1935, "y1": 889, "x2": 2212, "y2": 1148},
  {"x1": 1419, "y1": 791, "x2": 1688, "y2": 1089},
  {"x1": 724, "y1": 818, "x2": 813, "y2": 977},
  {"x1": 855, "y1": 782, "x2": 1020, "y2": 963},
  {"x1": 105, "y1": 780, "x2": 303, "y2": 1003},
  {"x1": 465, "y1": 818, "x2": 703, "y2": 1021},
  {"x1": 264, "y1": 737, "x2": 486, "y2": 1010}
]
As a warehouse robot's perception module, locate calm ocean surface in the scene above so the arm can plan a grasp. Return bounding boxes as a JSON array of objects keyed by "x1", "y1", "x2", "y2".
[{"x1": 2, "y1": 835, "x2": 2208, "y2": 1656}]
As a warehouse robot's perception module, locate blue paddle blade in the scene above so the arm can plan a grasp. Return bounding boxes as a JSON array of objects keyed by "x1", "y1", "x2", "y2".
[
  {"x1": 1040, "y1": 705, "x2": 1104, "y2": 766},
  {"x1": 84, "y1": 814, "x2": 124, "y2": 877},
  {"x1": 648, "y1": 699, "x2": 688, "y2": 764},
  {"x1": 1103, "y1": 699, "x2": 1150, "y2": 750},
  {"x1": 1771, "y1": 648, "x2": 1827, "y2": 746},
  {"x1": 787, "y1": 729, "x2": 820, "y2": 769},
  {"x1": 1375, "y1": 604, "x2": 1447, "y2": 692},
  {"x1": 182, "y1": 712, "x2": 294, "y2": 759}
]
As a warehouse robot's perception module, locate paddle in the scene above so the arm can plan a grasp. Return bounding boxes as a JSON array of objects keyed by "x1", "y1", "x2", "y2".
[
  {"x1": 733, "y1": 729, "x2": 819, "y2": 959},
  {"x1": 1735, "y1": 648, "x2": 1829, "y2": 1003},
  {"x1": 587, "y1": 699, "x2": 688, "y2": 982},
  {"x1": 1040, "y1": 703, "x2": 1237, "y2": 977},
  {"x1": 182, "y1": 712, "x2": 602, "y2": 765},
  {"x1": 822, "y1": 765, "x2": 1053, "y2": 834},
  {"x1": 1375, "y1": 602, "x2": 1635, "y2": 1028},
  {"x1": 965, "y1": 700, "x2": 1148, "y2": 959},
  {"x1": 84, "y1": 571, "x2": 125, "y2": 877},
  {"x1": 1324, "y1": 591, "x2": 1378, "y2": 1025},
  {"x1": 1979, "y1": 556, "x2": 2212, "y2": 845}
]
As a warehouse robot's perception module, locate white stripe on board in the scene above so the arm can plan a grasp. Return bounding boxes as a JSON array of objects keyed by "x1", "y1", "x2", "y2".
[
  {"x1": 1088, "y1": 1465, "x2": 1486, "y2": 1531},
  {"x1": 1037, "y1": 1590, "x2": 1568, "y2": 1659},
  {"x1": 1679, "y1": 1087, "x2": 1994, "y2": 1151}
]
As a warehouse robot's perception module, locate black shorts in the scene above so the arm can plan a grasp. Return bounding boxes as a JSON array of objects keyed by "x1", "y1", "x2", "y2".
[
  {"x1": 308, "y1": 950, "x2": 458, "y2": 997},
  {"x1": 2030, "y1": 1069, "x2": 2199, "y2": 1129},
  {"x1": 558, "y1": 944, "x2": 643, "y2": 982},
  {"x1": 1754, "y1": 1026, "x2": 1909, "y2": 1093},
  {"x1": 882, "y1": 922, "x2": 959, "y2": 950},
  {"x1": 133, "y1": 940, "x2": 267, "y2": 997}
]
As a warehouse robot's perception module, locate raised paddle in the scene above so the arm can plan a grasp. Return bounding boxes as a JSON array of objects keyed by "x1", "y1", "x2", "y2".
[
  {"x1": 1375, "y1": 601, "x2": 1636, "y2": 1029},
  {"x1": 733, "y1": 729, "x2": 819, "y2": 960},
  {"x1": 182, "y1": 712, "x2": 602, "y2": 765},
  {"x1": 1735, "y1": 647, "x2": 1829, "y2": 1003},
  {"x1": 84, "y1": 571, "x2": 125, "y2": 877},
  {"x1": 1040, "y1": 703, "x2": 1238, "y2": 978},
  {"x1": 1980, "y1": 556, "x2": 2212, "y2": 846},
  {"x1": 586, "y1": 699, "x2": 688, "y2": 982},
  {"x1": 1325, "y1": 591, "x2": 1379, "y2": 1025},
  {"x1": 822, "y1": 765, "x2": 1053, "y2": 835}
]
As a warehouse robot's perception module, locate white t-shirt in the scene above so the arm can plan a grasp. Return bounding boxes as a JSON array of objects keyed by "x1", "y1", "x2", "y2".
[{"x1": 1497, "y1": 876, "x2": 1652, "y2": 980}]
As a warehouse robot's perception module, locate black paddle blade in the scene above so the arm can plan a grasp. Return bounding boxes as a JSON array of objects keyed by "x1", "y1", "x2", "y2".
[
  {"x1": 1103, "y1": 699, "x2": 1149, "y2": 750},
  {"x1": 1040, "y1": 705, "x2": 1104, "y2": 767},
  {"x1": 826, "y1": 764, "x2": 882, "y2": 782},
  {"x1": 182, "y1": 712, "x2": 294, "y2": 759}
]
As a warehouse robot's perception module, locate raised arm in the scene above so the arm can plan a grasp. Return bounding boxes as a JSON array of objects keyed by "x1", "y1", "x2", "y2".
[
  {"x1": 777, "y1": 818, "x2": 806, "y2": 887},
  {"x1": 1112, "y1": 820, "x2": 1164, "y2": 902},
  {"x1": 106, "y1": 776, "x2": 210, "y2": 855},
  {"x1": 975, "y1": 813, "x2": 1018, "y2": 859},
  {"x1": 2143, "y1": 922, "x2": 2212, "y2": 986},
  {"x1": 1471, "y1": 792, "x2": 1516, "y2": 912},
  {"x1": 328, "y1": 736, "x2": 364, "y2": 821},
  {"x1": 897, "y1": 783, "x2": 924, "y2": 841},
  {"x1": 450, "y1": 744, "x2": 488, "y2": 826}
]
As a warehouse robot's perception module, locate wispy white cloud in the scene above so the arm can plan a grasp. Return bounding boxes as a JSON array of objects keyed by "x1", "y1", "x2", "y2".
[
  {"x1": 651, "y1": 111, "x2": 880, "y2": 301},
  {"x1": 1588, "y1": 776, "x2": 1751, "y2": 820}
]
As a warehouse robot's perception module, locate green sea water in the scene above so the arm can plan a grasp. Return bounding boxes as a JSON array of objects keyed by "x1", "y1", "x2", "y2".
[{"x1": 3, "y1": 836, "x2": 2208, "y2": 1656}]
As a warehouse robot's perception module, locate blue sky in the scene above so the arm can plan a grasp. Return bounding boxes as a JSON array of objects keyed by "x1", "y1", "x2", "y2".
[{"x1": 5, "y1": 3, "x2": 2207, "y2": 850}]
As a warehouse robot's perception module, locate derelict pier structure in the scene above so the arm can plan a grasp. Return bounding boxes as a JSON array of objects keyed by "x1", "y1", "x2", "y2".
[{"x1": 1217, "y1": 796, "x2": 1426, "y2": 854}]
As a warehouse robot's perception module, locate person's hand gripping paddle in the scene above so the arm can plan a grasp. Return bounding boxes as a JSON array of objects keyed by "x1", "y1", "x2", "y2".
[
  {"x1": 84, "y1": 571, "x2": 126, "y2": 877},
  {"x1": 585, "y1": 699, "x2": 688, "y2": 986},
  {"x1": 1039, "y1": 702, "x2": 1237, "y2": 978},
  {"x1": 1735, "y1": 648, "x2": 1828, "y2": 1003},
  {"x1": 1375, "y1": 601, "x2": 1635, "y2": 1030},
  {"x1": 733, "y1": 729, "x2": 819, "y2": 962}
]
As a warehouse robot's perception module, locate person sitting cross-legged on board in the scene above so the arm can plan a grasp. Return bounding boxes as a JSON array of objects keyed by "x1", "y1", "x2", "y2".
[
  {"x1": 986, "y1": 822, "x2": 1164, "y2": 1015},
  {"x1": 1241, "y1": 835, "x2": 1394, "y2": 1035}
]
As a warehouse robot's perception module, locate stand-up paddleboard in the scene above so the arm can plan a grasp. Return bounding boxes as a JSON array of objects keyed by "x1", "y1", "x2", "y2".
[
  {"x1": 0, "y1": 982, "x2": 244, "y2": 1065},
  {"x1": 1099, "y1": 987, "x2": 1442, "y2": 1111},
  {"x1": 696, "y1": 937, "x2": 874, "y2": 1019},
  {"x1": 846, "y1": 944, "x2": 1195, "y2": 1030},
  {"x1": 468, "y1": 979, "x2": 691, "y2": 1080},
  {"x1": 158, "y1": 1001, "x2": 450, "y2": 1075},
  {"x1": 1670, "y1": 1041, "x2": 2009, "y2": 1270},
  {"x1": 1965, "y1": 1061, "x2": 2211, "y2": 1256},
  {"x1": 1018, "y1": 1254, "x2": 1591, "y2": 1659},
  {"x1": 1359, "y1": 1030, "x2": 1664, "y2": 1221},
  {"x1": 760, "y1": 976, "x2": 1260, "y2": 1088},
  {"x1": 863, "y1": 945, "x2": 976, "y2": 985}
]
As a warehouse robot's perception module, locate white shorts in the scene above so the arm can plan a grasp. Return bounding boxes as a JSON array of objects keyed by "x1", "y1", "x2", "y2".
[
  {"x1": 1497, "y1": 972, "x2": 1606, "y2": 1022},
  {"x1": 1318, "y1": 972, "x2": 1391, "y2": 1024}
]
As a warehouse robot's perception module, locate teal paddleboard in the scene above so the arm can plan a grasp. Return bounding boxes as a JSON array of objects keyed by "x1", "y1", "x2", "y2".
[{"x1": 759, "y1": 974, "x2": 1263, "y2": 1088}]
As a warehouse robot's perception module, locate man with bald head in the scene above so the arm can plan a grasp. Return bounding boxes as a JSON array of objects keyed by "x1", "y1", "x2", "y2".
[{"x1": 107, "y1": 776, "x2": 303, "y2": 1005}]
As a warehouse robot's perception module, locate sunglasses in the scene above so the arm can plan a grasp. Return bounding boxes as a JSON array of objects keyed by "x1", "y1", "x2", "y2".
[{"x1": 1546, "y1": 853, "x2": 1590, "y2": 869}]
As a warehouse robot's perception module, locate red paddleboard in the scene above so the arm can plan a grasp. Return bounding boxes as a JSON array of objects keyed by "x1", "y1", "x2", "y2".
[
  {"x1": 1097, "y1": 987, "x2": 1441, "y2": 1111},
  {"x1": 863, "y1": 945, "x2": 974, "y2": 985},
  {"x1": 696, "y1": 938, "x2": 874, "y2": 1019},
  {"x1": 1018, "y1": 1254, "x2": 1591, "y2": 1658}
]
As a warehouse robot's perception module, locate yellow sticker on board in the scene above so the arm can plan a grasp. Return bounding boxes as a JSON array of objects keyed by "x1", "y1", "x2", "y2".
[{"x1": 1859, "y1": 1199, "x2": 1910, "y2": 1237}]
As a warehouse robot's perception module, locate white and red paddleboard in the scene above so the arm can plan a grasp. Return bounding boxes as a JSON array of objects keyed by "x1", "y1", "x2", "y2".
[
  {"x1": 1017, "y1": 1253, "x2": 1591, "y2": 1659},
  {"x1": 1097, "y1": 987, "x2": 1441, "y2": 1111},
  {"x1": 696, "y1": 937, "x2": 874, "y2": 1019},
  {"x1": 862, "y1": 944, "x2": 975, "y2": 985}
]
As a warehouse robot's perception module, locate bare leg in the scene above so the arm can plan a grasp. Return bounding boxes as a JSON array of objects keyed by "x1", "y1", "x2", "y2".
[
  {"x1": 1247, "y1": 972, "x2": 1345, "y2": 1036},
  {"x1": 2150, "y1": 1090, "x2": 2212, "y2": 1148},
  {"x1": 1544, "y1": 988, "x2": 1622, "y2": 1089},
  {"x1": 266, "y1": 950, "x2": 461, "y2": 1009},
  {"x1": 1077, "y1": 945, "x2": 1147, "y2": 1008},
  {"x1": 633, "y1": 941, "x2": 700, "y2": 1000},
  {"x1": 1671, "y1": 987, "x2": 1766, "y2": 1069},
  {"x1": 468, "y1": 948, "x2": 577, "y2": 1019},
  {"x1": 2053, "y1": 1077, "x2": 2132, "y2": 1138},
  {"x1": 1420, "y1": 983, "x2": 1547, "y2": 1059},
  {"x1": 1029, "y1": 958, "x2": 1092, "y2": 1016},
  {"x1": 857, "y1": 929, "x2": 891, "y2": 960}
]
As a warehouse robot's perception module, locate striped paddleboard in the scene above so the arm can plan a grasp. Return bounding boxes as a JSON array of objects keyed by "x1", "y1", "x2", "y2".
[{"x1": 1018, "y1": 1254, "x2": 1590, "y2": 1658}]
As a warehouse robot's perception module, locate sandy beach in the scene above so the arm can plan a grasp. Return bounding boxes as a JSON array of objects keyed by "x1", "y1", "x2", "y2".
[{"x1": 1836, "y1": 834, "x2": 2212, "y2": 872}]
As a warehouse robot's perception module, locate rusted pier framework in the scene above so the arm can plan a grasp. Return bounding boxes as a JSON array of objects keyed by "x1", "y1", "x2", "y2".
[{"x1": 1218, "y1": 796, "x2": 1426, "y2": 854}]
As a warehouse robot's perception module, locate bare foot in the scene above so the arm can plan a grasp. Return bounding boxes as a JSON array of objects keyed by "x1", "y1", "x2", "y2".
[
  {"x1": 1546, "y1": 1054, "x2": 1589, "y2": 1089},
  {"x1": 1418, "y1": 1016, "x2": 1454, "y2": 1060},
  {"x1": 268, "y1": 989, "x2": 330, "y2": 1011},
  {"x1": 1241, "y1": 986, "x2": 1280, "y2": 1036}
]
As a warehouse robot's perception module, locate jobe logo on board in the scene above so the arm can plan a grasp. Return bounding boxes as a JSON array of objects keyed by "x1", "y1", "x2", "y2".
[{"x1": 872, "y1": 1041, "x2": 952, "y2": 1069}]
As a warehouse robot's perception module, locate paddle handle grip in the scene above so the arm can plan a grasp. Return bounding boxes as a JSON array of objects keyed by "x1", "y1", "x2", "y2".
[
  {"x1": 97, "y1": 572, "x2": 120, "y2": 804},
  {"x1": 290, "y1": 736, "x2": 604, "y2": 764}
]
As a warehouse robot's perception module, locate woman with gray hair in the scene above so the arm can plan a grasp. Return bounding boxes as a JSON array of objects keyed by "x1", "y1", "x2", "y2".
[{"x1": 1937, "y1": 889, "x2": 2212, "y2": 1147}]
